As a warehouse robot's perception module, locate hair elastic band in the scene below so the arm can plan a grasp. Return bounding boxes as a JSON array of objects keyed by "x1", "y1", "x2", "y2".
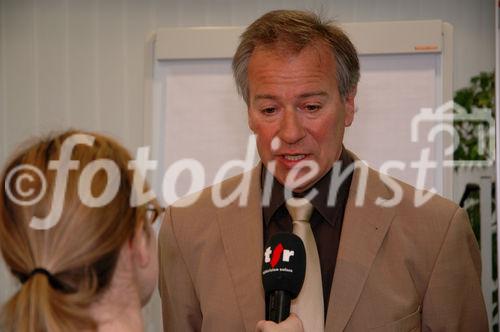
[
  {"x1": 28, "y1": 268, "x2": 53, "y2": 280},
  {"x1": 17, "y1": 268, "x2": 73, "y2": 293}
]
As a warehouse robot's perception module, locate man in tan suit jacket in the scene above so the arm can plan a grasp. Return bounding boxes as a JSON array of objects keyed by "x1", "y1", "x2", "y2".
[
  {"x1": 158, "y1": 10, "x2": 488, "y2": 331},
  {"x1": 159, "y1": 160, "x2": 487, "y2": 331}
]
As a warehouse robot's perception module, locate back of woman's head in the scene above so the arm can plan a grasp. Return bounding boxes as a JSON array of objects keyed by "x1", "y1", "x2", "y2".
[{"x1": 0, "y1": 130, "x2": 160, "y2": 332}]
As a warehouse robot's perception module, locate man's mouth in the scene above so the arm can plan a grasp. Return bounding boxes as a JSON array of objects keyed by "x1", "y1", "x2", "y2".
[{"x1": 282, "y1": 154, "x2": 307, "y2": 161}]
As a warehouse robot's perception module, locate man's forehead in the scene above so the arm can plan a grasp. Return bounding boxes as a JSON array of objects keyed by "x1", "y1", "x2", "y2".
[
  {"x1": 248, "y1": 42, "x2": 336, "y2": 77},
  {"x1": 247, "y1": 42, "x2": 337, "y2": 97},
  {"x1": 253, "y1": 91, "x2": 330, "y2": 102}
]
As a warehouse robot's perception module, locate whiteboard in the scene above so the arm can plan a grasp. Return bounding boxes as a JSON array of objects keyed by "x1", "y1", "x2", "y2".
[
  {"x1": 146, "y1": 20, "x2": 453, "y2": 202},
  {"x1": 345, "y1": 53, "x2": 440, "y2": 193},
  {"x1": 153, "y1": 59, "x2": 251, "y2": 203}
]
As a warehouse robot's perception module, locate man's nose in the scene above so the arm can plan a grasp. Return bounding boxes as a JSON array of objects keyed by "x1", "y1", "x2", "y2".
[{"x1": 278, "y1": 108, "x2": 306, "y2": 144}]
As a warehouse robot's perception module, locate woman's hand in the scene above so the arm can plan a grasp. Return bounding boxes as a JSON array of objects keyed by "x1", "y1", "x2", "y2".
[{"x1": 255, "y1": 313, "x2": 304, "y2": 332}]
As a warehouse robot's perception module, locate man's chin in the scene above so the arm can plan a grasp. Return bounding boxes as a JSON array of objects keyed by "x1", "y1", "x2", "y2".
[{"x1": 276, "y1": 172, "x2": 318, "y2": 193}]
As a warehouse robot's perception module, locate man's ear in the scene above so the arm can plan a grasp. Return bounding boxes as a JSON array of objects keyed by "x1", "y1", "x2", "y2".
[
  {"x1": 344, "y1": 87, "x2": 357, "y2": 127},
  {"x1": 130, "y1": 221, "x2": 151, "y2": 268}
]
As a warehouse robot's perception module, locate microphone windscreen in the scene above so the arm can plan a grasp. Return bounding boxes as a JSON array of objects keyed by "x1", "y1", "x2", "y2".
[{"x1": 262, "y1": 232, "x2": 306, "y2": 298}]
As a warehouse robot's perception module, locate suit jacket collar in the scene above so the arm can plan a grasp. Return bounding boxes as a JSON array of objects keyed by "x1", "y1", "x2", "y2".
[
  {"x1": 325, "y1": 154, "x2": 396, "y2": 331},
  {"x1": 215, "y1": 165, "x2": 265, "y2": 332}
]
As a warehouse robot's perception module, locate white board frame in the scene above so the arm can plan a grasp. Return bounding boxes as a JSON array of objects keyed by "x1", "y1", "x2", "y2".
[{"x1": 144, "y1": 20, "x2": 454, "y2": 198}]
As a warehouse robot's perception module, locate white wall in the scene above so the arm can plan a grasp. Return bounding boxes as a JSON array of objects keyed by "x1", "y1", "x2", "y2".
[
  {"x1": 0, "y1": 0, "x2": 495, "y2": 163},
  {"x1": 0, "y1": 0, "x2": 495, "y2": 330}
]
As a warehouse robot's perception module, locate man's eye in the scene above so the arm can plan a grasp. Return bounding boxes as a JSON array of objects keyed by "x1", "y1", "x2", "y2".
[
  {"x1": 304, "y1": 104, "x2": 321, "y2": 112},
  {"x1": 261, "y1": 107, "x2": 277, "y2": 115}
]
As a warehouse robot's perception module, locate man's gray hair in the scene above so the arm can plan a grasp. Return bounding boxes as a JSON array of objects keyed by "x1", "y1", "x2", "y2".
[{"x1": 232, "y1": 10, "x2": 360, "y2": 105}]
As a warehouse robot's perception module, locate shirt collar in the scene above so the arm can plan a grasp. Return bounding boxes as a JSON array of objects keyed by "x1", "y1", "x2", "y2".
[{"x1": 261, "y1": 147, "x2": 354, "y2": 227}]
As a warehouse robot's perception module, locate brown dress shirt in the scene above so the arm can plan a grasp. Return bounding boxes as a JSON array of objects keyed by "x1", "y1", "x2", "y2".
[{"x1": 261, "y1": 149, "x2": 354, "y2": 315}]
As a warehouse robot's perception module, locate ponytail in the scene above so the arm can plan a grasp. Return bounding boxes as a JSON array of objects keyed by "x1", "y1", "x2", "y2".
[
  {"x1": 0, "y1": 130, "x2": 162, "y2": 331},
  {"x1": 1, "y1": 273, "x2": 96, "y2": 332}
]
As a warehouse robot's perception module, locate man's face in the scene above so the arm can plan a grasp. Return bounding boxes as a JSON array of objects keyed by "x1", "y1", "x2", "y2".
[{"x1": 247, "y1": 42, "x2": 356, "y2": 192}]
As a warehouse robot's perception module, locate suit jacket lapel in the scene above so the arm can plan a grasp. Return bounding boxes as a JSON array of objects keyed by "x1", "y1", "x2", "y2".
[
  {"x1": 325, "y1": 162, "x2": 396, "y2": 331},
  {"x1": 216, "y1": 165, "x2": 265, "y2": 332}
]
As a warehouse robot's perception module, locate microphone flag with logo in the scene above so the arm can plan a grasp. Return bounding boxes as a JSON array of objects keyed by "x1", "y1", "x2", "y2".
[{"x1": 262, "y1": 232, "x2": 306, "y2": 323}]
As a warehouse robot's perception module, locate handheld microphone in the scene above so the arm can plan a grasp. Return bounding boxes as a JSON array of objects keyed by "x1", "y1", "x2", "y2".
[{"x1": 262, "y1": 232, "x2": 306, "y2": 323}]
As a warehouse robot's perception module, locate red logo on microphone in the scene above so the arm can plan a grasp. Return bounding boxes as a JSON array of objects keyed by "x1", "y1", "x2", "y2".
[
  {"x1": 270, "y1": 243, "x2": 284, "y2": 268},
  {"x1": 264, "y1": 243, "x2": 295, "y2": 268}
]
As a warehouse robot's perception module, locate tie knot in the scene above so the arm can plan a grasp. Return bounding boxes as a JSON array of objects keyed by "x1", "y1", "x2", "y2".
[{"x1": 286, "y1": 198, "x2": 313, "y2": 222}]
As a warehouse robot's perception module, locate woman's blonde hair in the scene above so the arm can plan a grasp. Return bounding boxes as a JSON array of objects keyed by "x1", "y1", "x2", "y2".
[{"x1": 0, "y1": 130, "x2": 162, "y2": 332}]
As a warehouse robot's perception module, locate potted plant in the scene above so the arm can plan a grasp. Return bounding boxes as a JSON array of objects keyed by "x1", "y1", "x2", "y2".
[{"x1": 454, "y1": 71, "x2": 496, "y2": 331}]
